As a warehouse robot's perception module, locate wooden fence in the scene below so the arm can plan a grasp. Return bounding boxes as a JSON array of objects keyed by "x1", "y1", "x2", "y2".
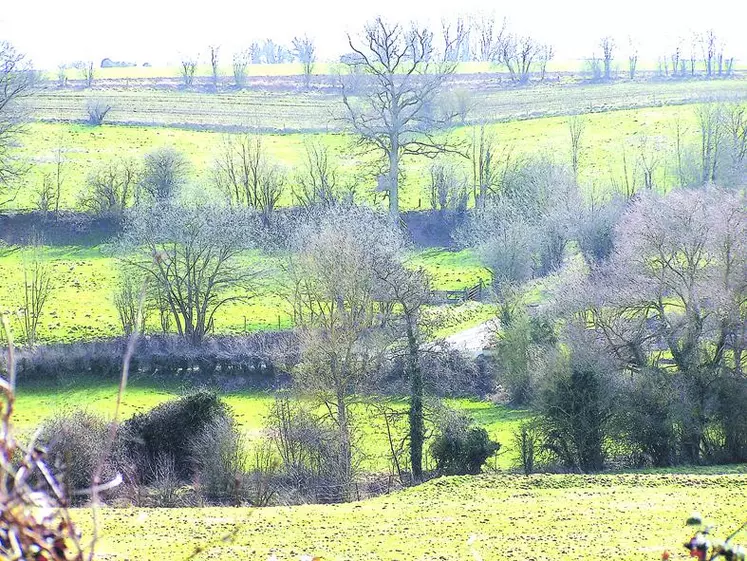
[{"x1": 431, "y1": 280, "x2": 487, "y2": 304}]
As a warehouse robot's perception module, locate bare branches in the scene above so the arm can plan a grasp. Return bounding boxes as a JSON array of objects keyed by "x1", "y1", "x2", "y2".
[
  {"x1": 341, "y1": 17, "x2": 462, "y2": 217},
  {"x1": 292, "y1": 36, "x2": 316, "y2": 89},
  {"x1": 0, "y1": 41, "x2": 35, "y2": 201},
  {"x1": 117, "y1": 203, "x2": 263, "y2": 345},
  {"x1": 213, "y1": 134, "x2": 286, "y2": 222},
  {"x1": 180, "y1": 55, "x2": 198, "y2": 87}
]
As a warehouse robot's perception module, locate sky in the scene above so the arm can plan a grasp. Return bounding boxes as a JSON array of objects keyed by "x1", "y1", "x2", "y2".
[{"x1": 1, "y1": 0, "x2": 745, "y2": 69}]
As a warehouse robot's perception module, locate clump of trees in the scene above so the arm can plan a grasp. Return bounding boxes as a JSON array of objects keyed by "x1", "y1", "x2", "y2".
[{"x1": 509, "y1": 187, "x2": 746, "y2": 472}]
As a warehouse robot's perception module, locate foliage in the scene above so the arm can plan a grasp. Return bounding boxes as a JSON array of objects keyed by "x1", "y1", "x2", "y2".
[
  {"x1": 430, "y1": 411, "x2": 500, "y2": 475},
  {"x1": 123, "y1": 391, "x2": 232, "y2": 482}
]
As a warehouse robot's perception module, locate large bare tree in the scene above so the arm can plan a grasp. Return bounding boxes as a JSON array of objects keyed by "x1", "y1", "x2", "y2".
[
  {"x1": 341, "y1": 18, "x2": 463, "y2": 218},
  {"x1": 285, "y1": 206, "x2": 403, "y2": 495},
  {"x1": 118, "y1": 203, "x2": 262, "y2": 345},
  {"x1": 0, "y1": 40, "x2": 35, "y2": 206}
]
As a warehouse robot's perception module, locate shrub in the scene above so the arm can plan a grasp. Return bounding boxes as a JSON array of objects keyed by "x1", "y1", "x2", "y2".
[
  {"x1": 86, "y1": 98, "x2": 112, "y2": 125},
  {"x1": 430, "y1": 412, "x2": 500, "y2": 475},
  {"x1": 123, "y1": 391, "x2": 231, "y2": 483},
  {"x1": 513, "y1": 419, "x2": 545, "y2": 475},
  {"x1": 37, "y1": 409, "x2": 124, "y2": 505},
  {"x1": 267, "y1": 394, "x2": 350, "y2": 503},
  {"x1": 190, "y1": 416, "x2": 248, "y2": 504}
]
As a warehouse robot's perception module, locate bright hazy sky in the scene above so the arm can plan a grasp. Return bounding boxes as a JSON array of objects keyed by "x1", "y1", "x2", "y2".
[{"x1": 1, "y1": 0, "x2": 745, "y2": 68}]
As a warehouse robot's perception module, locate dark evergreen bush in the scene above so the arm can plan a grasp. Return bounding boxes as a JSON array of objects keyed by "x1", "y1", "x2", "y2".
[{"x1": 430, "y1": 414, "x2": 500, "y2": 475}]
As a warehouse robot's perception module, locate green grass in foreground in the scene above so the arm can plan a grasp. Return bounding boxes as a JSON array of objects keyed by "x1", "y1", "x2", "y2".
[
  {"x1": 70, "y1": 471, "x2": 747, "y2": 560},
  {"x1": 0, "y1": 246, "x2": 488, "y2": 343},
  {"x1": 12, "y1": 380, "x2": 529, "y2": 472}
]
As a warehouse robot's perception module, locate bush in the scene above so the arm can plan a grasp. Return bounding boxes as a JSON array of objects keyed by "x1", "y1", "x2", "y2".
[
  {"x1": 86, "y1": 98, "x2": 112, "y2": 125},
  {"x1": 267, "y1": 394, "x2": 350, "y2": 503},
  {"x1": 38, "y1": 409, "x2": 124, "y2": 505},
  {"x1": 123, "y1": 391, "x2": 231, "y2": 483},
  {"x1": 430, "y1": 412, "x2": 500, "y2": 475},
  {"x1": 190, "y1": 416, "x2": 248, "y2": 504}
]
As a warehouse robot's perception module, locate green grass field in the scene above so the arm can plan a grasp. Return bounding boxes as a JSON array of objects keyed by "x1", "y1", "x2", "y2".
[
  {"x1": 12, "y1": 379, "x2": 529, "y2": 472},
  {"x1": 0, "y1": 245, "x2": 489, "y2": 343},
  {"x1": 66, "y1": 470, "x2": 747, "y2": 560},
  {"x1": 11, "y1": 103, "x2": 712, "y2": 211}
]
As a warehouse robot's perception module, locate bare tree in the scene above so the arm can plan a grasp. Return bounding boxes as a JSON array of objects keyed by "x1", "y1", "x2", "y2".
[
  {"x1": 700, "y1": 30, "x2": 717, "y2": 78},
  {"x1": 80, "y1": 158, "x2": 139, "y2": 215},
  {"x1": 696, "y1": 103, "x2": 724, "y2": 184},
  {"x1": 140, "y1": 147, "x2": 189, "y2": 201},
  {"x1": 232, "y1": 49, "x2": 250, "y2": 88},
  {"x1": 17, "y1": 241, "x2": 52, "y2": 346},
  {"x1": 78, "y1": 61, "x2": 95, "y2": 87},
  {"x1": 285, "y1": 206, "x2": 402, "y2": 496},
  {"x1": 293, "y1": 141, "x2": 354, "y2": 208},
  {"x1": 474, "y1": 15, "x2": 505, "y2": 62},
  {"x1": 628, "y1": 37, "x2": 638, "y2": 80},
  {"x1": 568, "y1": 115, "x2": 586, "y2": 185},
  {"x1": 209, "y1": 45, "x2": 220, "y2": 89},
  {"x1": 213, "y1": 134, "x2": 285, "y2": 222},
  {"x1": 35, "y1": 146, "x2": 65, "y2": 215},
  {"x1": 86, "y1": 98, "x2": 112, "y2": 125},
  {"x1": 180, "y1": 55, "x2": 197, "y2": 87},
  {"x1": 441, "y1": 17, "x2": 470, "y2": 62},
  {"x1": 537, "y1": 44, "x2": 554, "y2": 81},
  {"x1": 0, "y1": 40, "x2": 35, "y2": 205},
  {"x1": 113, "y1": 270, "x2": 148, "y2": 336},
  {"x1": 600, "y1": 36, "x2": 615, "y2": 80},
  {"x1": 292, "y1": 36, "x2": 316, "y2": 89},
  {"x1": 428, "y1": 162, "x2": 469, "y2": 213},
  {"x1": 636, "y1": 136, "x2": 662, "y2": 191},
  {"x1": 118, "y1": 203, "x2": 262, "y2": 345},
  {"x1": 341, "y1": 18, "x2": 464, "y2": 218},
  {"x1": 500, "y1": 34, "x2": 541, "y2": 84}
]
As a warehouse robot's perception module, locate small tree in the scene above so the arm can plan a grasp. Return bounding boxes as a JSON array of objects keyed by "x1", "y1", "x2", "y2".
[
  {"x1": 118, "y1": 203, "x2": 262, "y2": 345},
  {"x1": 180, "y1": 56, "x2": 197, "y2": 87},
  {"x1": 213, "y1": 134, "x2": 285, "y2": 222},
  {"x1": 80, "y1": 158, "x2": 139, "y2": 215},
  {"x1": 568, "y1": 115, "x2": 586, "y2": 184},
  {"x1": 17, "y1": 242, "x2": 52, "y2": 346},
  {"x1": 140, "y1": 147, "x2": 189, "y2": 201},
  {"x1": 293, "y1": 141, "x2": 354, "y2": 208},
  {"x1": 292, "y1": 35, "x2": 316, "y2": 89},
  {"x1": 600, "y1": 36, "x2": 615, "y2": 80},
  {"x1": 209, "y1": 45, "x2": 220, "y2": 89},
  {"x1": 81, "y1": 61, "x2": 95, "y2": 87},
  {"x1": 232, "y1": 49, "x2": 250, "y2": 88},
  {"x1": 86, "y1": 98, "x2": 112, "y2": 125}
]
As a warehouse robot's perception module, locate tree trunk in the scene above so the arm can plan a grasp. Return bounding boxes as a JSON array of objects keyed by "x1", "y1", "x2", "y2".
[
  {"x1": 336, "y1": 392, "x2": 353, "y2": 500},
  {"x1": 406, "y1": 318, "x2": 424, "y2": 481},
  {"x1": 388, "y1": 141, "x2": 400, "y2": 219}
]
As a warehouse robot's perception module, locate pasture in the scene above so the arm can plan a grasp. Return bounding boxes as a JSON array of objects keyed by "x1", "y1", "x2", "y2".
[
  {"x1": 12, "y1": 379, "x2": 529, "y2": 472},
  {"x1": 11, "y1": 102, "x2": 715, "y2": 211},
  {"x1": 70, "y1": 470, "x2": 747, "y2": 560},
  {"x1": 0, "y1": 245, "x2": 491, "y2": 343}
]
